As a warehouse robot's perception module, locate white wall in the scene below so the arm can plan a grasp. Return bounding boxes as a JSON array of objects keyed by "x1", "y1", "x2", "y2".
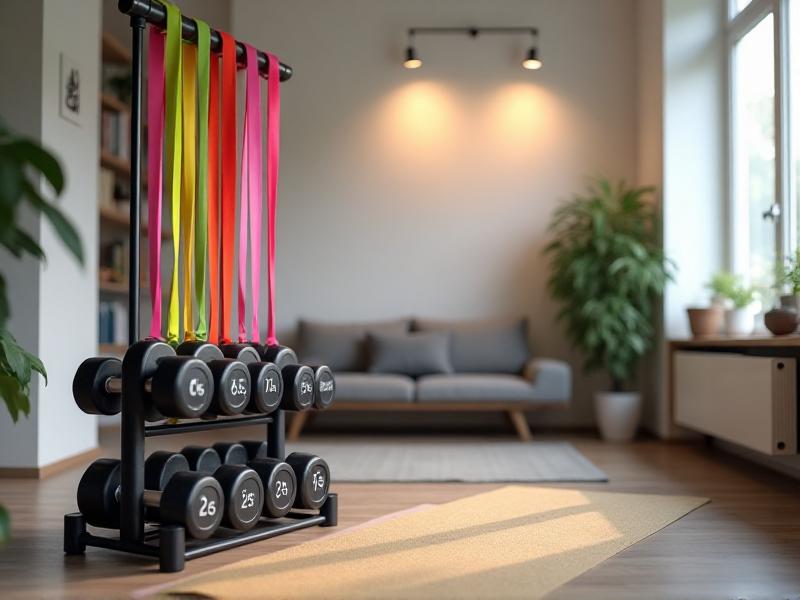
[
  {"x1": 0, "y1": 0, "x2": 100, "y2": 468},
  {"x1": 233, "y1": 0, "x2": 640, "y2": 426}
]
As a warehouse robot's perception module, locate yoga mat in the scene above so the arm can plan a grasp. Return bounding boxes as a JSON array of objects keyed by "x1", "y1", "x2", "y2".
[{"x1": 155, "y1": 486, "x2": 707, "y2": 599}]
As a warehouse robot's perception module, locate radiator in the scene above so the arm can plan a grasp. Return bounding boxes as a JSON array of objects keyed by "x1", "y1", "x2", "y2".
[{"x1": 674, "y1": 351, "x2": 797, "y2": 455}]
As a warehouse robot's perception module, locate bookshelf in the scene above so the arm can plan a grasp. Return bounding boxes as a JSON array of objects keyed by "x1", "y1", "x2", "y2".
[{"x1": 98, "y1": 32, "x2": 166, "y2": 356}]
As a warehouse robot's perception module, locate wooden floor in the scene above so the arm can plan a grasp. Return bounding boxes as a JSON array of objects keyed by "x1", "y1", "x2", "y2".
[{"x1": 1, "y1": 427, "x2": 799, "y2": 599}]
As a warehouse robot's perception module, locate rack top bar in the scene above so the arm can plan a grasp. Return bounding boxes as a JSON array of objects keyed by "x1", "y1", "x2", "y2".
[{"x1": 118, "y1": 0, "x2": 293, "y2": 81}]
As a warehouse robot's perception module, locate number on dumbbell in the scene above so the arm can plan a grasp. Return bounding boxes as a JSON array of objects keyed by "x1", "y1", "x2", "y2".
[
  {"x1": 275, "y1": 480, "x2": 289, "y2": 499},
  {"x1": 230, "y1": 377, "x2": 247, "y2": 396},
  {"x1": 199, "y1": 495, "x2": 216, "y2": 517},
  {"x1": 189, "y1": 378, "x2": 206, "y2": 398},
  {"x1": 312, "y1": 470, "x2": 325, "y2": 492},
  {"x1": 265, "y1": 377, "x2": 277, "y2": 393},
  {"x1": 241, "y1": 489, "x2": 256, "y2": 509}
]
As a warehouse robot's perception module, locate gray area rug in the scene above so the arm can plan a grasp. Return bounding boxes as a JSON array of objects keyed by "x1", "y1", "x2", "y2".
[{"x1": 286, "y1": 441, "x2": 608, "y2": 483}]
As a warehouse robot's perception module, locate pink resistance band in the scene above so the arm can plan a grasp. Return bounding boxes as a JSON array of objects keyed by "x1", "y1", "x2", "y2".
[
  {"x1": 265, "y1": 52, "x2": 281, "y2": 347},
  {"x1": 237, "y1": 44, "x2": 263, "y2": 342},
  {"x1": 147, "y1": 26, "x2": 165, "y2": 339}
]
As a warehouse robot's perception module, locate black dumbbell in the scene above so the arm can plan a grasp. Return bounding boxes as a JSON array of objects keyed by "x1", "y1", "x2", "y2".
[
  {"x1": 233, "y1": 342, "x2": 299, "y2": 368},
  {"x1": 247, "y1": 458, "x2": 298, "y2": 518},
  {"x1": 285, "y1": 453, "x2": 330, "y2": 510},
  {"x1": 182, "y1": 445, "x2": 222, "y2": 473},
  {"x1": 77, "y1": 458, "x2": 224, "y2": 539},
  {"x1": 73, "y1": 342, "x2": 214, "y2": 420},
  {"x1": 212, "y1": 442, "x2": 249, "y2": 465},
  {"x1": 176, "y1": 447, "x2": 263, "y2": 531},
  {"x1": 310, "y1": 365, "x2": 335, "y2": 410},
  {"x1": 240, "y1": 440, "x2": 269, "y2": 461},
  {"x1": 144, "y1": 450, "x2": 191, "y2": 521},
  {"x1": 218, "y1": 344, "x2": 283, "y2": 415},
  {"x1": 176, "y1": 341, "x2": 251, "y2": 417},
  {"x1": 212, "y1": 464, "x2": 265, "y2": 531},
  {"x1": 280, "y1": 364, "x2": 316, "y2": 411}
]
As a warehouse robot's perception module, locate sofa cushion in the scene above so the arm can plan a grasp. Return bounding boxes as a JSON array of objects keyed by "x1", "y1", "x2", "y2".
[
  {"x1": 416, "y1": 374, "x2": 541, "y2": 403},
  {"x1": 414, "y1": 318, "x2": 529, "y2": 374},
  {"x1": 367, "y1": 332, "x2": 453, "y2": 377},
  {"x1": 333, "y1": 373, "x2": 415, "y2": 403},
  {"x1": 297, "y1": 318, "x2": 411, "y2": 372}
]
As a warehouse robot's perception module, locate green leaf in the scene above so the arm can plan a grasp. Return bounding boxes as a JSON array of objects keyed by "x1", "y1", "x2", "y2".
[
  {"x1": 4, "y1": 139, "x2": 64, "y2": 194},
  {"x1": 21, "y1": 180, "x2": 83, "y2": 264},
  {"x1": 0, "y1": 331, "x2": 31, "y2": 387},
  {"x1": 0, "y1": 275, "x2": 8, "y2": 329},
  {"x1": 0, "y1": 227, "x2": 44, "y2": 261},
  {"x1": 0, "y1": 504, "x2": 9, "y2": 545},
  {"x1": 0, "y1": 374, "x2": 28, "y2": 422}
]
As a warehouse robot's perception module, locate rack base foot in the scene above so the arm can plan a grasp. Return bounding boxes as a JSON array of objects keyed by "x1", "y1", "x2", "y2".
[{"x1": 64, "y1": 513, "x2": 87, "y2": 555}]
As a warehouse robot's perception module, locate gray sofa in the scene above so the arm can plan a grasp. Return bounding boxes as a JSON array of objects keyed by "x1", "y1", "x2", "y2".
[{"x1": 291, "y1": 317, "x2": 572, "y2": 440}]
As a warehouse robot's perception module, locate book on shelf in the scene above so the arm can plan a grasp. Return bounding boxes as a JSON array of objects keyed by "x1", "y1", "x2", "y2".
[
  {"x1": 101, "y1": 109, "x2": 129, "y2": 160},
  {"x1": 98, "y1": 301, "x2": 129, "y2": 345}
]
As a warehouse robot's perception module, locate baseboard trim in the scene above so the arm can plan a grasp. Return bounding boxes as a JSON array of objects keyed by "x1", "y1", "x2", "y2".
[{"x1": 0, "y1": 446, "x2": 101, "y2": 479}]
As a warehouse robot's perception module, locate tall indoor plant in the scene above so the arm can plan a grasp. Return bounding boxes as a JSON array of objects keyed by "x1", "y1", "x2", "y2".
[
  {"x1": 0, "y1": 119, "x2": 83, "y2": 543},
  {"x1": 545, "y1": 178, "x2": 672, "y2": 441}
]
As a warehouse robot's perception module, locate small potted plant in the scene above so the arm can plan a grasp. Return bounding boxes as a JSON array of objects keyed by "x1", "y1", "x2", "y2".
[
  {"x1": 710, "y1": 271, "x2": 757, "y2": 336},
  {"x1": 545, "y1": 178, "x2": 672, "y2": 442},
  {"x1": 778, "y1": 250, "x2": 800, "y2": 312}
]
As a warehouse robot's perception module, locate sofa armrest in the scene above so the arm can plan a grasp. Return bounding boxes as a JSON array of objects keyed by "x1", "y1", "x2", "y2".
[{"x1": 523, "y1": 358, "x2": 572, "y2": 402}]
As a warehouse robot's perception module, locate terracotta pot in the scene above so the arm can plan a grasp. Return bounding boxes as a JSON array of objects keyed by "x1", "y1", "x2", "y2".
[
  {"x1": 764, "y1": 307, "x2": 798, "y2": 335},
  {"x1": 686, "y1": 306, "x2": 723, "y2": 337}
]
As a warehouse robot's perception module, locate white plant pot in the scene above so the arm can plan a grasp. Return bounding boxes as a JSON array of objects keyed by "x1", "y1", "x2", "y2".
[
  {"x1": 725, "y1": 308, "x2": 754, "y2": 336},
  {"x1": 595, "y1": 392, "x2": 641, "y2": 442}
]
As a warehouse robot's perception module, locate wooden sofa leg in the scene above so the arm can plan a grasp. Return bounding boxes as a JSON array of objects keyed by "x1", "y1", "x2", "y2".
[
  {"x1": 507, "y1": 409, "x2": 532, "y2": 441},
  {"x1": 287, "y1": 412, "x2": 311, "y2": 441}
]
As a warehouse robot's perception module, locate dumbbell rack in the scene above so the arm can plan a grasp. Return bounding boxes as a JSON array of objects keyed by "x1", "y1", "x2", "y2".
[{"x1": 63, "y1": 0, "x2": 336, "y2": 573}]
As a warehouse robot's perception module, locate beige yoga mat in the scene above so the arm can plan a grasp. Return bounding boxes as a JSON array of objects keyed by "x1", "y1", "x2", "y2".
[{"x1": 158, "y1": 486, "x2": 708, "y2": 599}]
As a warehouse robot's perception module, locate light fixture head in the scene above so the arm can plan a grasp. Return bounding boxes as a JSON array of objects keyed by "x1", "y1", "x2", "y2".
[
  {"x1": 522, "y1": 47, "x2": 542, "y2": 70},
  {"x1": 403, "y1": 46, "x2": 422, "y2": 69}
]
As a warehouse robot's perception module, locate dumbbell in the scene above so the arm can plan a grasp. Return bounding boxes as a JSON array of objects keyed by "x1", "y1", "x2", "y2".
[
  {"x1": 285, "y1": 453, "x2": 330, "y2": 510},
  {"x1": 309, "y1": 365, "x2": 335, "y2": 410},
  {"x1": 77, "y1": 458, "x2": 224, "y2": 539},
  {"x1": 175, "y1": 341, "x2": 251, "y2": 417},
  {"x1": 212, "y1": 442, "x2": 249, "y2": 465},
  {"x1": 240, "y1": 440, "x2": 269, "y2": 461},
  {"x1": 218, "y1": 343, "x2": 284, "y2": 415},
  {"x1": 247, "y1": 458, "x2": 298, "y2": 518},
  {"x1": 181, "y1": 445, "x2": 222, "y2": 473},
  {"x1": 73, "y1": 342, "x2": 214, "y2": 421},
  {"x1": 279, "y1": 364, "x2": 316, "y2": 411},
  {"x1": 148, "y1": 451, "x2": 264, "y2": 531}
]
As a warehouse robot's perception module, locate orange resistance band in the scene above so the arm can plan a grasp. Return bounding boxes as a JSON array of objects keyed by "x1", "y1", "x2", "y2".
[
  {"x1": 207, "y1": 51, "x2": 221, "y2": 344},
  {"x1": 219, "y1": 31, "x2": 237, "y2": 343}
]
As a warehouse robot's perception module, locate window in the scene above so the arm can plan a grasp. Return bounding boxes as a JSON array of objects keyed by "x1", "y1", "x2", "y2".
[{"x1": 727, "y1": 0, "x2": 798, "y2": 291}]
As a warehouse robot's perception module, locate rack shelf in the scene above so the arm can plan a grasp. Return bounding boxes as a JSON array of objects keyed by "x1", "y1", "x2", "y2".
[
  {"x1": 100, "y1": 151, "x2": 131, "y2": 178},
  {"x1": 98, "y1": 343, "x2": 127, "y2": 356},
  {"x1": 100, "y1": 92, "x2": 128, "y2": 113}
]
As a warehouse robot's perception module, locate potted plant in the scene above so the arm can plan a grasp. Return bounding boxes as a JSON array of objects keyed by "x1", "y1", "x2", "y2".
[
  {"x1": 544, "y1": 178, "x2": 672, "y2": 442},
  {"x1": 710, "y1": 271, "x2": 757, "y2": 336},
  {"x1": 683, "y1": 272, "x2": 738, "y2": 338},
  {"x1": 0, "y1": 119, "x2": 82, "y2": 543},
  {"x1": 778, "y1": 250, "x2": 800, "y2": 312}
]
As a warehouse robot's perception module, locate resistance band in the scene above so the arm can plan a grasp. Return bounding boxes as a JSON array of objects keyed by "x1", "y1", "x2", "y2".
[
  {"x1": 193, "y1": 20, "x2": 211, "y2": 341},
  {"x1": 164, "y1": 2, "x2": 183, "y2": 344},
  {"x1": 237, "y1": 44, "x2": 263, "y2": 343},
  {"x1": 181, "y1": 42, "x2": 198, "y2": 341},
  {"x1": 146, "y1": 26, "x2": 165, "y2": 339},
  {"x1": 265, "y1": 52, "x2": 281, "y2": 347},
  {"x1": 219, "y1": 31, "x2": 237, "y2": 344},
  {"x1": 207, "y1": 49, "x2": 221, "y2": 343}
]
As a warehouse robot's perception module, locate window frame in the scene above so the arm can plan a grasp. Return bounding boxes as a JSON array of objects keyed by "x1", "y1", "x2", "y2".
[{"x1": 726, "y1": 0, "x2": 792, "y2": 280}]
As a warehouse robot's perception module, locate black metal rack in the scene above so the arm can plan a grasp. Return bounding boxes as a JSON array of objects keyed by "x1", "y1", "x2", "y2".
[{"x1": 63, "y1": 0, "x2": 336, "y2": 573}]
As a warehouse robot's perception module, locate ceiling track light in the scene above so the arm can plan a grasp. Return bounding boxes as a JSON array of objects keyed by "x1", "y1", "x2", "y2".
[{"x1": 402, "y1": 26, "x2": 541, "y2": 71}]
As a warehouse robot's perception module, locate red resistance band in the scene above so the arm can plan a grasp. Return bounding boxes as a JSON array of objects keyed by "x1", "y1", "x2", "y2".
[
  {"x1": 217, "y1": 31, "x2": 237, "y2": 344},
  {"x1": 265, "y1": 53, "x2": 281, "y2": 347}
]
